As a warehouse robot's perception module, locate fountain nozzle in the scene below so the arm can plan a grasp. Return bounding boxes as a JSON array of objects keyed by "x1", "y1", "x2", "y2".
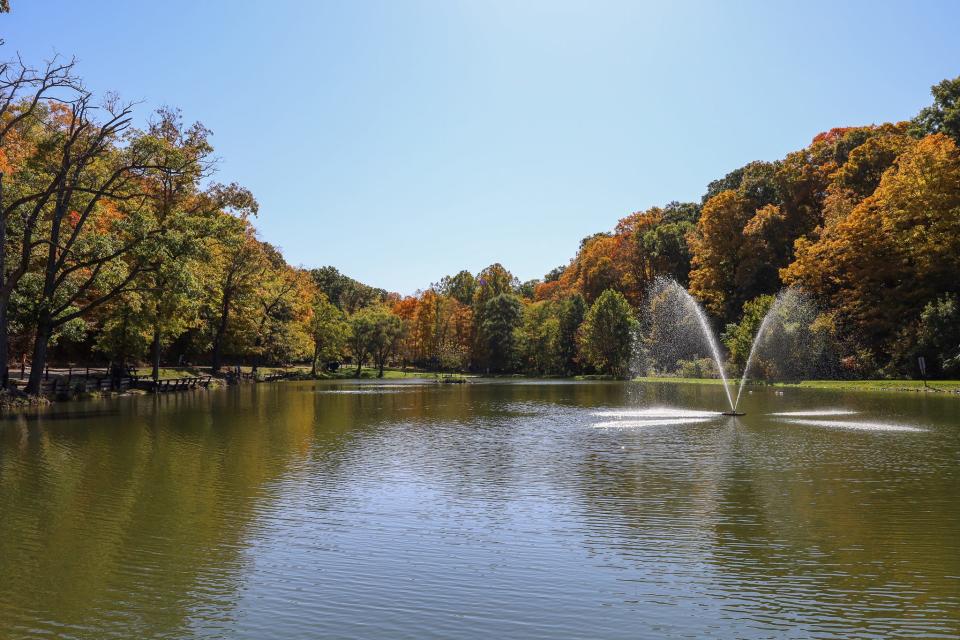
[{"x1": 722, "y1": 411, "x2": 745, "y2": 416}]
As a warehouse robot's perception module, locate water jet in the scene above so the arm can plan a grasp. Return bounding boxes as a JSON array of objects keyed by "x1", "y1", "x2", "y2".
[{"x1": 641, "y1": 280, "x2": 823, "y2": 415}]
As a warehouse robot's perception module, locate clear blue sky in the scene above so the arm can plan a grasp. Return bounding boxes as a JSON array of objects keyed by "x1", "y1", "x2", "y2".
[{"x1": 4, "y1": 1, "x2": 959, "y2": 294}]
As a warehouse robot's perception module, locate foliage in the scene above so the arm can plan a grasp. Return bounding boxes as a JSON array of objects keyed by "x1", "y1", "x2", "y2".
[
  {"x1": 911, "y1": 77, "x2": 960, "y2": 144},
  {"x1": 348, "y1": 306, "x2": 402, "y2": 377},
  {"x1": 477, "y1": 293, "x2": 522, "y2": 373},
  {"x1": 2, "y1": 52, "x2": 959, "y2": 385},
  {"x1": 783, "y1": 134, "x2": 960, "y2": 367},
  {"x1": 578, "y1": 289, "x2": 637, "y2": 377},
  {"x1": 722, "y1": 295, "x2": 775, "y2": 374}
]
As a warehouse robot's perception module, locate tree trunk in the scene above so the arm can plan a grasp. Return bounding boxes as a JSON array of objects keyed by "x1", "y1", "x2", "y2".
[
  {"x1": 26, "y1": 315, "x2": 52, "y2": 395},
  {"x1": 0, "y1": 172, "x2": 7, "y2": 389},
  {"x1": 151, "y1": 323, "x2": 161, "y2": 381},
  {"x1": 310, "y1": 341, "x2": 319, "y2": 376},
  {"x1": 211, "y1": 296, "x2": 231, "y2": 374},
  {"x1": 355, "y1": 355, "x2": 362, "y2": 377},
  {"x1": 211, "y1": 334, "x2": 224, "y2": 374},
  {"x1": 0, "y1": 297, "x2": 8, "y2": 390}
]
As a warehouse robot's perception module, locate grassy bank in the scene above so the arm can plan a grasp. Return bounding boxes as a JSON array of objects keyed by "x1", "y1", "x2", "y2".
[{"x1": 633, "y1": 376, "x2": 960, "y2": 394}]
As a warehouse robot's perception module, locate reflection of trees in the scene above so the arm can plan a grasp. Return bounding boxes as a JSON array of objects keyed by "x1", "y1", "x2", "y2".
[
  {"x1": 705, "y1": 424, "x2": 960, "y2": 632},
  {"x1": 4, "y1": 381, "x2": 954, "y2": 637},
  {"x1": 0, "y1": 387, "x2": 317, "y2": 639},
  {"x1": 568, "y1": 394, "x2": 960, "y2": 635}
]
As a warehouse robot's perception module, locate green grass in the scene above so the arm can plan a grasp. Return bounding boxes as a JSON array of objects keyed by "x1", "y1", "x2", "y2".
[
  {"x1": 313, "y1": 367, "x2": 436, "y2": 380},
  {"x1": 633, "y1": 376, "x2": 730, "y2": 385},
  {"x1": 153, "y1": 367, "x2": 209, "y2": 379},
  {"x1": 774, "y1": 379, "x2": 960, "y2": 393},
  {"x1": 633, "y1": 376, "x2": 960, "y2": 394}
]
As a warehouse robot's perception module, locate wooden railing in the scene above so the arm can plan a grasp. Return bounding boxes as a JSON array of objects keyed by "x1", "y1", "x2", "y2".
[
  {"x1": 10, "y1": 376, "x2": 135, "y2": 396},
  {"x1": 134, "y1": 376, "x2": 213, "y2": 393}
]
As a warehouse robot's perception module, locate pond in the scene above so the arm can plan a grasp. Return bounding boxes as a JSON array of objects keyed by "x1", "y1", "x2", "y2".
[{"x1": 0, "y1": 380, "x2": 958, "y2": 639}]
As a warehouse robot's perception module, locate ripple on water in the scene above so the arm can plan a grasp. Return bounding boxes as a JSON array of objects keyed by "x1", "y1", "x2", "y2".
[
  {"x1": 591, "y1": 407, "x2": 720, "y2": 429},
  {"x1": 592, "y1": 417, "x2": 714, "y2": 429},
  {"x1": 769, "y1": 409, "x2": 859, "y2": 417},
  {"x1": 314, "y1": 389, "x2": 409, "y2": 394},
  {"x1": 779, "y1": 418, "x2": 922, "y2": 433},
  {"x1": 592, "y1": 407, "x2": 721, "y2": 419}
]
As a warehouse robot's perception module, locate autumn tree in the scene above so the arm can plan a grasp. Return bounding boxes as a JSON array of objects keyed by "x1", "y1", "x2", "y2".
[
  {"x1": 783, "y1": 133, "x2": 960, "y2": 366},
  {"x1": 687, "y1": 190, "x2": 755, "y2": 319},
  {"x1": 19, "y1": 94, "x2": 199, "y2": 394},
  {"x1": 0, "y1": 52, "x2": 80, "y2": 386}
]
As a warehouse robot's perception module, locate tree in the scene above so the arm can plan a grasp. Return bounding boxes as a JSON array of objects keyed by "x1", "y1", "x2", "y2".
[
  {"x1": 347, "y1": 309, "x2": 375, "y2": 376},
  {"x1": 519, "y1": 301, "x2": 562, "y2": 375},
  {"x1": 310, "y1": 265, "x2": 386, "y2": 313},
  {"x1": 249, "y1": 248, "x2": 312, "y2": 373},
  {"x1": 368, "y1": 307, "x2": 402, "y2": 377},
  {"x1": 308, "y1": 293, "x2": 347, "y2": 375},
  {"x1": 783, "y1": 134, "x2": 960, "y2": 365},
  {"x1": 348, "y1": 306, "x2": 401, "y2": 377},
  {"x1": 555, "y1": 293, "x2": 586, "y2": 375},
  {"x1": 911, "y1": 75, "x2": 960, "y2": 144},
  {"x1": 472, "y1": 263, "x2": 516, "y2": 308},
  {"x1": 913, "y1": 294, "x2": 960, "y2": 377},
  {"x1": 722, "y1": 294, "x2": 774, "y2": 374},
  {"x1": 578, "y1": 289, "x2": 636, "y2": 377},
  {"x1": 477, "y1": 293, "x2": 522, "y2": 373},
  {"x1": 438, "y1": 270, "x2": 475, "y2": 305},
  {"x1": 0, "y1": 52, "x2": 80, "y2": 387},
  {"x1": 203, "y1": 216, "x2": 264, "y2": 374},
  {"x1": 21, "y1": 95, "x2": 188, "y2": 394},
  {"x1": 136, "y1": 108, "x2": 223, "y2": 380},
  {"x1": 687, "y1": 190, "x2": 755, "y2": 319}
]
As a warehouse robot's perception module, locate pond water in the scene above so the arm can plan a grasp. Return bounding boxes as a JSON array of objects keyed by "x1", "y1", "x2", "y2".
[{"x1": 1, "y1": 380, "x2": 958, "y2": 639}]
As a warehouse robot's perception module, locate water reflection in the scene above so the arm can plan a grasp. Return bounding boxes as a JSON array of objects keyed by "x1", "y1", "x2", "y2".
[{"x1": 0, "y1": 381, "x2": 957, "y2": 639}]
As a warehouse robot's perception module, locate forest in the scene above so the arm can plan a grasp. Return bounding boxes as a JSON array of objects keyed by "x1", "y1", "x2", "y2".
[{"x1": 1, "y1": 48, "x2": 959, "y2": 391}]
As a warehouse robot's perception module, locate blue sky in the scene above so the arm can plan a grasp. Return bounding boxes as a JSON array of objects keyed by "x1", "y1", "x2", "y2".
[{"x1": 4, "y1": 1, "x2": 959, "y2": 294}]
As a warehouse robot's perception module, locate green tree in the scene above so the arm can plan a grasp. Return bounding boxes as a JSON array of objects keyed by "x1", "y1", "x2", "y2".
[
  {"x1": 478, "y1": 293, "x2": 522, "y2": 373},
  {"x1": 308, "y1": 293, "x2": 348, "y2": 375},
  {"x1": 910, "y1": 294, "x2": 960, "y2": 377},
  {"x1": 556, "y1": 293, "x2": 586, "y2": 374},
  {"x1": 578, "y1": 289, "x2": 637, "y2": 377},
  {"x1": 348, "y1": 306, "x2": 402, "y2": 377},
  {"x1": 911, "y1": 76, "x2": 960, "y2": 144},
  {"x1": 438, "y1": 270, "x2": 476, "y2": 305},
  {"x1": 722, "y1": 295, "x2": 775, "y2": 374},
  {"x1": 368, "y1": 307, "x2": 403, "y2": 378},
  {"x1": 519, "y1": 301, "x2": 562, "y2": 375}
]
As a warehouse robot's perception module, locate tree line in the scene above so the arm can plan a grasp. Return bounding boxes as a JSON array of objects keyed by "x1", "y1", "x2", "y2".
[{"x1": 2, "y1": 49, "x2": 958, "y2": 389}]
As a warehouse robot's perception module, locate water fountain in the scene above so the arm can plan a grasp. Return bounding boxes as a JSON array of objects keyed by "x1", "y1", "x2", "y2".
[
  {"x1": 642, "y1": 279, "x2": 741, "y2": 414},
  {"x1": 640, "y1": 280, "x2": 824, "y2": 416}
]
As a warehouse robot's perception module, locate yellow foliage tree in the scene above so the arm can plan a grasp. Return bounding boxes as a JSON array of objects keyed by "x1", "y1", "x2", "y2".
[{"x1": 783, "y1": 134, "x2": 960, "y2": 356}]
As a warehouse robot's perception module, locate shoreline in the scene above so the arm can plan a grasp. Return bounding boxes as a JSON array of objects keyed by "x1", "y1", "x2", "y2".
[
  {"x1": 4, "y1": 370, "x2": 959, "y2": 411},
  {"x1": 632, "y1": 376, "x2": 960, "y2": 395}
]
